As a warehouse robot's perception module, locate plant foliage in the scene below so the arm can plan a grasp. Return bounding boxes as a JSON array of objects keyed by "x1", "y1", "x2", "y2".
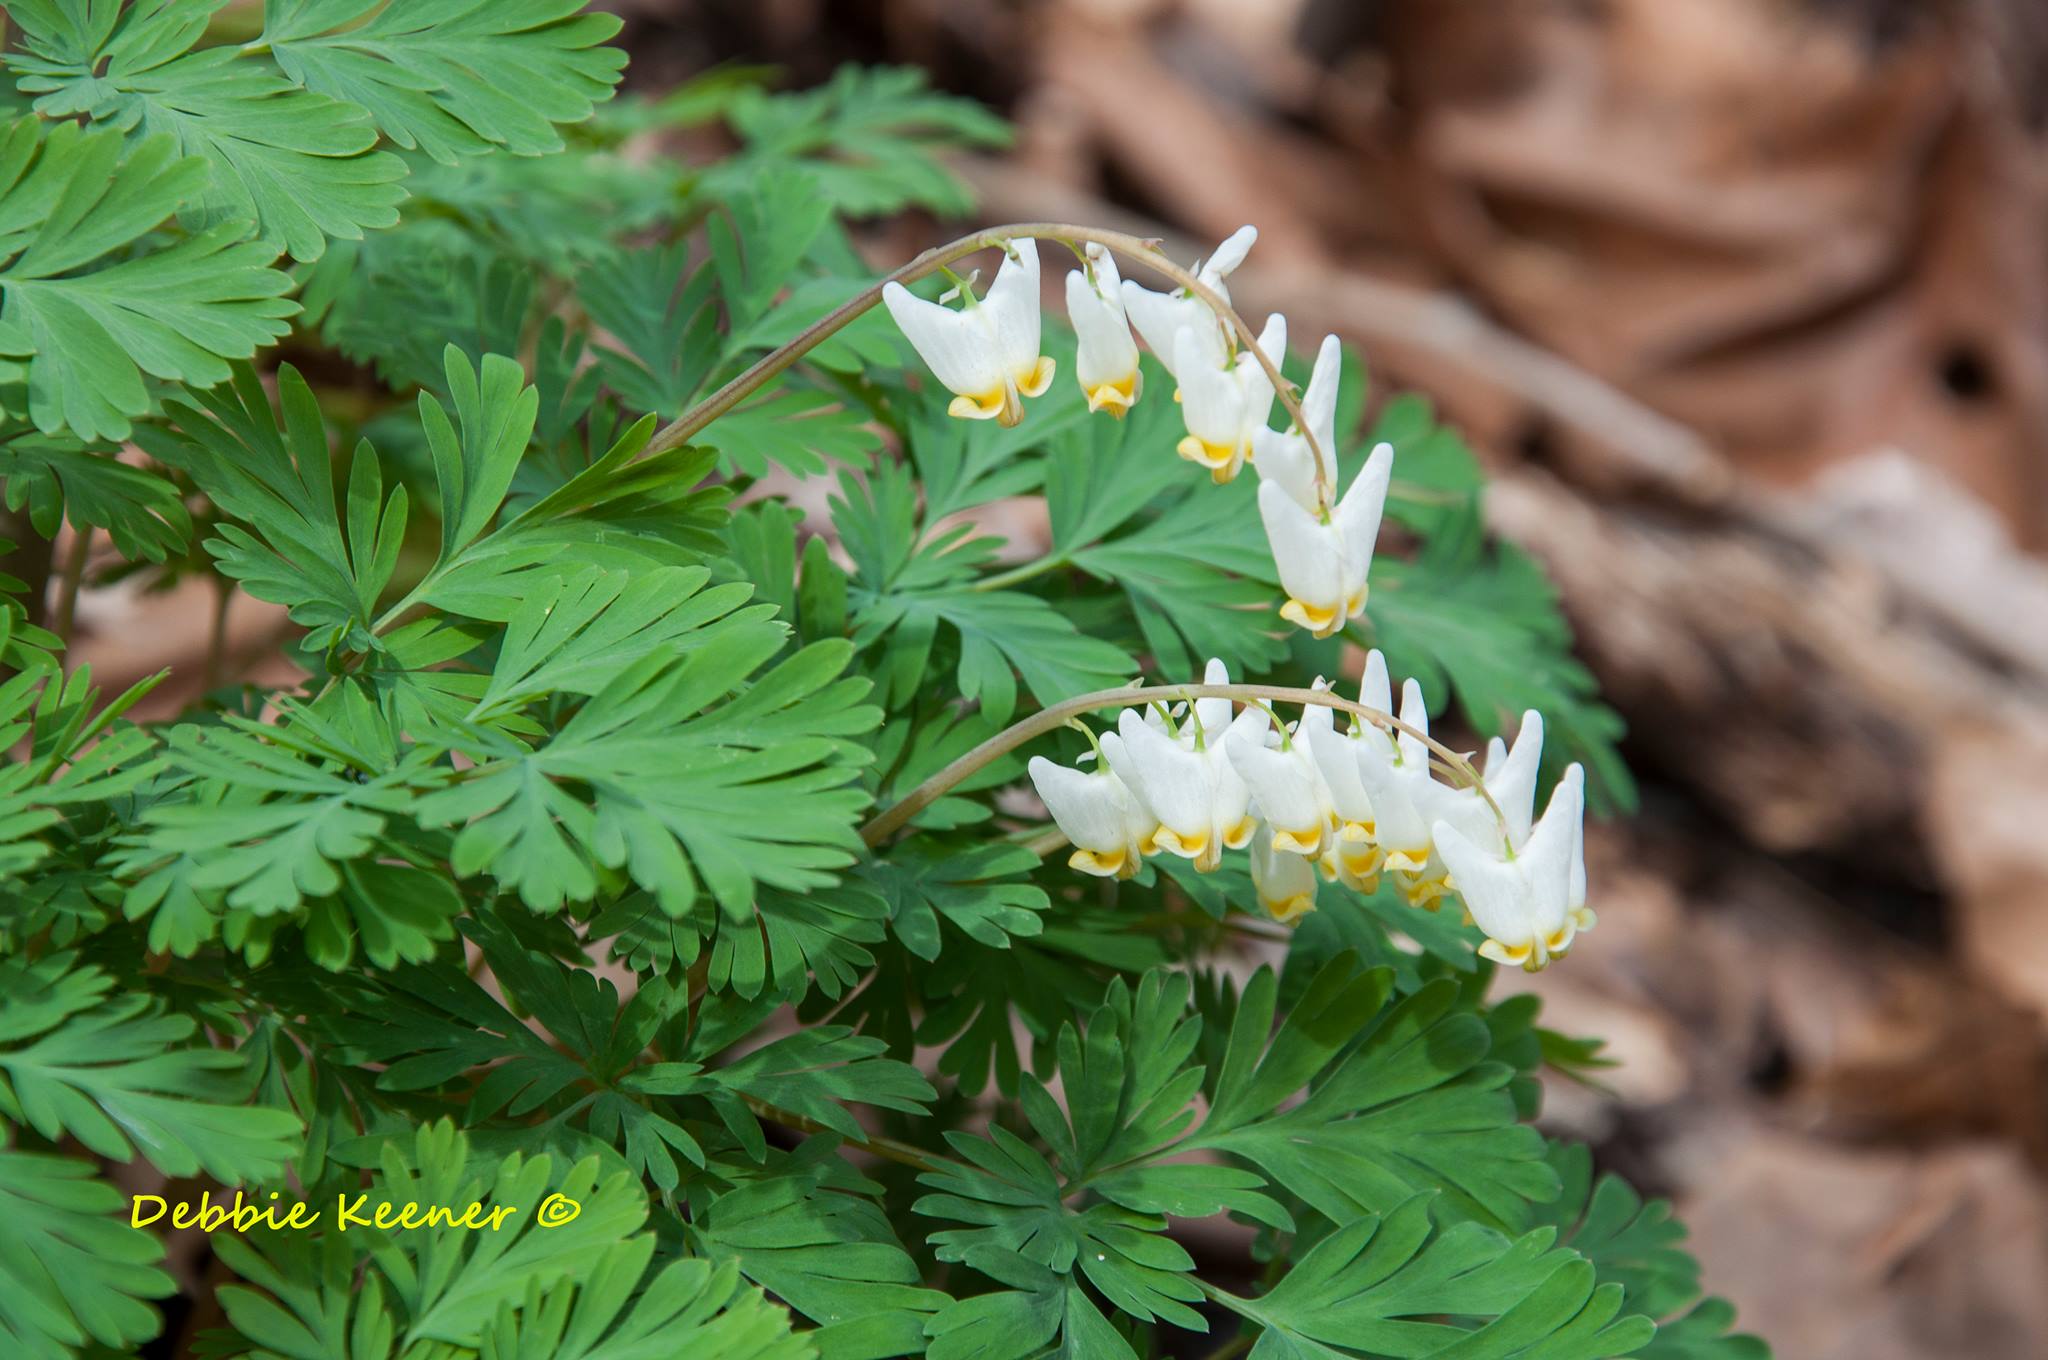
[{"x1": 0, "y1": 9, "x2": 1761, "y2": 1360}]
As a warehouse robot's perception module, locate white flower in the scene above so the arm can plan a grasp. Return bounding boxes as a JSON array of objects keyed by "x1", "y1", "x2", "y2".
[
  {"x1": 1226, "y1": 706, "x2": 1335, "y2": 857},
  {"x1": 1347, "y1": 675, "x2": 1457, "y2": 907},
  {"x1": 1257, "y1": 441, "x2": 1392, "y2": 638},
  {"x1": 1254, "y1": 334, "x2": 1342, "y2": 513},
  {"x1": 1432, "y1": 763, "x2": 1592, "y2": 971},
  {"x1": 1250, "y1": 821, "x2": 1319, "y2": 923},
  {"x1": 1113, "y1": 659, "x2": 1261, "y2": 871},
  {"x1": 1065, "y1": 243, "x2": 1142, "y2": 416},
  {"x1": 1121, "y1": 225, "x2": 1256, "y2": 381},
  {"x1": 882, "y1": 238, "x2": 1054, "y2": 427},
  {"x1": 1562, "y1": 763, "x2": 1591, "y2": 927},
  {"x1": 1028, "y1": 752, "x2": 1153, "y2": 879},
  {"x1": 1305, "y1": 654, "x2": 1393, "y2": 889},
  {"x1": 1176, "y1": 312, "x2": 1285, "y2": 484}
]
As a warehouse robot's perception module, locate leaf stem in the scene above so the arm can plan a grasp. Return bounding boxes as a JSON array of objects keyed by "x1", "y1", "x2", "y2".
[
  {"x1": 643, "y1": 222, "x2": 1334, "y2": 508},
  {"x1": 742, "y1": 1096, "x2": 944, "y2": 1173},
  {"x1": 51, "y1": 527, "x2": 89, "y2": 646},
  {"x1": 860, "y1": 682, "x2": 1506, "y2": 846},
  {"x1": 971, "y1": 553, "x2": 1069, "y2": 593}
]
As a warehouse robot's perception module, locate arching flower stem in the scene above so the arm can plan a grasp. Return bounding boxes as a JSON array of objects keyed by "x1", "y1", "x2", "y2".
[
  {"x1": 642, "y1": 222, "x2": 1335, "y2": 509},
  {"x1": 860, "y1": 682, "x2": 1507, "y2": 847}
]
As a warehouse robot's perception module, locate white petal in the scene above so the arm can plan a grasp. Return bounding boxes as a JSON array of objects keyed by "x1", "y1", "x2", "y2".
[
  {"x1": 1299, "y1": 334, "x2": 1343, "y2": 471},
  {"x1": 1334, "y1": 442, "x2": 1393, "y2": 590},
  {"x1": 1360, "y1": 649, "x2": 1392, "y2": 718},
  {"x1": 1200, "y1": 225, "x2": 1258, "y2": 285},
  {"x1": 1067, "y1": 267, "x2": 1139, "y2": 390},
  {"x1": 883, "y1": 282, "x2": 1000, "y2": 398},
  {"x1": 1123, "y1": 282, "x2": 1217, "y2": 379},
  {"x1": 1352, "y1": 738, "x2": 1432, "y2": 851},
  {"x1": 1562, "y1": 763, "x2": 1588, "y2": 912},
  {"x1": 1227, "y1": 728, "x2": 1325, "y2": 835},
  {"x1": 1028, "y1": 757, "x2": 1128, "y2": 854},
  {"x1": 1117, "y1": 709, "x2": 1211, "y2": 838},
  {"x1": 1520, "y1": 772, "x2": 1582, "y2": 938},
  {"x1": 1433, "y1": 818, "x2": 1534, "y2": 949},
  {"x1": 1396, "y1": 677, "x2": 1431, "y2": 770},
  {"x1": 1253, "y1": 426, "x2": 1322, "y2": 514},
  {"x1": 1250, "y1": 821, "x2": 1318, "y2": 921},
  {"x1": 1175, "y1": 329, "x2": 1240, "y2": 446},
  {"x1": 1487, "y1": 711, "x2": 1545, "y2": 847},
  {"x1": 1307, "y1": 717, "x2": 1374, "y2": 823},
  {"x1": 1235, "y1": 313, "x2": 1287, "y2": 431},
  {"x1": 985, "y1": 239, "x2": 1043, "y2": 381},
  {"x1": 1259, "y1": 481, "x2": 1344, "y2": 614},
  {"x1": 1206, "y1": 707, "x2": 1266, "y2": 835},
  {"x1": 1192, "y1": 657, "x2": 1235, "y2": 745}
]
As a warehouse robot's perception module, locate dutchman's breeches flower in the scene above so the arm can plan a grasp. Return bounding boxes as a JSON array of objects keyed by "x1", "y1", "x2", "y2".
[
  {"x1": 1122, "y1": 225, "x2": 1257, "y2": 381},
  {"x1": 1066, "y1": 243, "x2": 1142, "y2": 416},
  {"x1": 1226, "y1": 708, "x2": 1335, "y2": 857},
  {"x1": 1175, "y1": 313, "x2": 1285, "y2": 483},
  {"x1": 1028, "y1": 752, "x2": 1153, "y2": 879},
  {"x1": 1113, "y1": 660, "x2": 1260, "y2": 872},
  {"x1": 1257, "y1": 441, "x2": 1393, "y2": 638},
  {"x1": 882, "y1": 238, "x2": 1054, "y2": 427},
  {"x1": 1305, "y1": 655, "x2": 1393, "y2": 889},
  {"x1": 1347, "y1": 676, "x2": 1457, "y2": 908},
  {"x1": 1432, "y1": 762, "x2": 1593, "y2": 971},
  {"x1": 1250, "y1": 822, "x2": 1319, "y2": 923}
]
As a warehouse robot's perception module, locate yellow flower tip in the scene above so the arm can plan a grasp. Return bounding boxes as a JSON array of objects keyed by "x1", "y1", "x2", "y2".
[
  {"x1": 1150, "y1": 826, "x2": 1210, "y2": 863},
  {"x1": 1263, "y1": 893, "x2": 1317, "y2": 925},
  {"x1": 1279, "y1": 597, "x2": 1344, "y2": 639},
  {"x1": 948, "y1": 389, "x2": 1007, "y2": 422},
  {"x1": 1176, "y1": 434, "x2": 1239, "y2": 475},
  {"x1": 1223, "y1": 817, "x2": 1258, "y2": 851},
  {"x1": 1271, "y1": 825, "x2": 1324, "y2": 857},
  {"x1": 1478, "y1": 938, "x2": 1536, "y2": 969},
  {"x1": 1383, "y1": 848, "x2": 1429, "y2": 874},
  {"x1": 1571, "y1": 906, "x2": 1597, "y2": 933},
  {"x1": 1068, "y1": 847, "x2": 1128, "y2": 878},
  {"x1": 1017, "y1": 355, "x2": 1056, "y2": 398},
  {"x1": 1084, "y1": 372, "x2": 1140, "y2": 416},
  {"x1": 1399, "y1": 874, "x2": 1453, "y2": 911},
  {"x1": 1545, "y1": 927, "x2": 1574, "y2": 953},
  {"x1": 1172, "y1": 387, "x2": 1183, "y2": 404}
]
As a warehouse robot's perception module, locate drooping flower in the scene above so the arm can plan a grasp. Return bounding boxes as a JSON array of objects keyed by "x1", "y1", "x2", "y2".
[
  {"x1": 1254, "y1": 333, "x2": 1342, "y2": 514},
  {"x1": 1028, "y1": 747, "x2": 1154, "y2": 879},
  {"x1": 1122, "y1": 225, "x2": 1257, "y2": 381},
  {"x1": 1113, "y1": 659, "x2": 1261, "y2": 871},
  {"x1": 1065, "y1": 243, "x2": 1142, "y2": 416},
  {"x1": 1346, "y1": 675, "x2": 1456, "y2": 908},
  {"x1": 1432, "y1": 763, "x2": 1591, "y2": 971},
  {"x1": 1249, "y1": 821, "x2": 1319, "y2": 923},
  {"x1": 1305, "y1": 654, "x2": 1393, "y2": 890},
  {"x1": 882, "y1": 238, "x2": 1054, "y2": 427},
  {"x1": 1256, "y1": 441, "x2": 1393, "y2": 638},
  {"x1": 1175, "y1": 313, "x2": 1286, "y2": 483},
  {"x1": 1226, "y1": 705, "x2": 1334, "y2": 857}
]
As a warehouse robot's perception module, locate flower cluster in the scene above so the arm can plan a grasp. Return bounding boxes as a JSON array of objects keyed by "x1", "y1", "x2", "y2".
[
  {"x1": 1027, "y1": 657, "x2": 1595, "y2": 971},
  {"x1": 882, "y1": 228, "x2": 1393, "y2": 641}
]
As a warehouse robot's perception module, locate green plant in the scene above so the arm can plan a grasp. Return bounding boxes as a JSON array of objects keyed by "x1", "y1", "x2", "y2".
[{"x1": 0, "y1": 6, "x2": 1762, "y2": 1359}]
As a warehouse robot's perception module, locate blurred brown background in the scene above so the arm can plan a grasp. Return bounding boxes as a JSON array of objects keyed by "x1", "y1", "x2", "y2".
[
  {"x1": 54, "y1": 1, "x2": 2048, "y2": 1355},
  {"x1": 600, "y1": 1, "x2": 2048, "y2": 1354}
]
